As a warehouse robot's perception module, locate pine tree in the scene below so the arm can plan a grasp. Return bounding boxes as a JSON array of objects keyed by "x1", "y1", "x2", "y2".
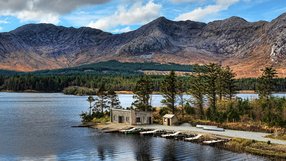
[
  {"x1": 256, "y1": 67, "x2": 278, "y2": 125},
  {"x1": 256, "y1": 67, "x2": 277, "y2": 99},
  {"x1": 220, "y1": 66, "x2": 237, "y2": 100},
  {"x1": 204, "y1": 63, "x2": 221, "y2": 120},
  {"x1": 132, "y1": 76, "x2": 153, "y2": 111},
  {"x1": 189, "y1": 74, "x2": 206, "y2": 119},
  {"x1": 160, "y1": 71, "x2": 178, "y2": 114},
  {"x1": 87, "y1": 95, "x2": 95, "y2": 115},
  {"x1": 107, "y1": 89, "x2": 121, "y2": 109},
  {"x1": 94, "y1": 84, "x2": 109, "y2": 113},
  {"x1": 177, "y1": 79, "x2": 188, "y2": 117}
]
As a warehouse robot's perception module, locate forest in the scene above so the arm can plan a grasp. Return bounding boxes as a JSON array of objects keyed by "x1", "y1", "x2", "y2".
[{"x1": 1, "y1": 60, "x2": 286, "y2": 93}]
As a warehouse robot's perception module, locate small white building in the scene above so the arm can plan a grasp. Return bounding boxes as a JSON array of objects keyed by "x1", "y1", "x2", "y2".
[
  {"x1": 163, "y1": 114, "x2": 178, "y2": 126},
  {"x1": 111, "y1": 109, "x2": 153, "y2": 125}
]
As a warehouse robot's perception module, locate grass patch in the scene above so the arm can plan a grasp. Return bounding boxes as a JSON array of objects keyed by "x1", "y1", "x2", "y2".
[
  {"x1": 92, "y1": 116, "x2": 110, "y2": 124},
  {"x1": 223, "y1": 138, "x2": 286, "y2": 159},
  {"x1": 266, "y1": 134, "x2": 286, "y2": 141}
]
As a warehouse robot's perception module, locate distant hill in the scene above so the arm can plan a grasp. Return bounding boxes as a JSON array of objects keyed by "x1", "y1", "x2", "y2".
[
  {"x1": 0, "y1": 69, "x2": 22, "y2": 76},
  {"x1": 1, "y1": 13, "x2": 286, "y2": 78},
  {"x1": 0, "y1": 60, "x2": 195, "y2": 76}
]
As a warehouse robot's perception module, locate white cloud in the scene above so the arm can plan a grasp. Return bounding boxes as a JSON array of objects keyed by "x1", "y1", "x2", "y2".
[
  {"x1": 175, "y1": 0, "x2": 240, "y2": 21},
  {"x1": 112, "y1": 26, "x2": 132, "y2": 33},
  {"x1": 0, "y1": 10, "x2": 59, "y2": 24},
  {"x1": 88, "y1": 1, "x2": 161, "y2": 30},
  {"x1": 16, "y1": 11, "x2": 59, "y2": 24},
  {"x1": 170, "y1": 0, "x2": 203, "y2": 3},
  {"x1": 0, "y1": 19, "x2": 8, "y2": 24},
  {"x1": 0, "y1": 0, "x2": 111, "y2": 24}
]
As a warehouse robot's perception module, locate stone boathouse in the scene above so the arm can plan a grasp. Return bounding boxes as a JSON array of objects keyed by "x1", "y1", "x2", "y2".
[{"x1": 110, "y1": 109, "x2": 153, "y2": 125}]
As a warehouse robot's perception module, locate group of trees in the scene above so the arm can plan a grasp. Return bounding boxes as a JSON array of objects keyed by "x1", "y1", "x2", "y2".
[
  {"x1": 0, "y1": 74, "x2": 162, "y2": 92},
  {"x1": 189, "y1": 64, "x2": 237, "y2": 121},
  {"x1": 151, "y1": 64, "x2": 237, "y2": 121},
  {"x1": 130, "y1": 64, "x2": 285, "y2": 127},
  {"x1": 81, "y1": 85, "x2": 121, "y2": 122},
  {"x1": 132, "y1": 76, "x2": 153, "y2": 111},
  {"x1": 2, "y1": 71, "x2": 286, "y2": 94}
]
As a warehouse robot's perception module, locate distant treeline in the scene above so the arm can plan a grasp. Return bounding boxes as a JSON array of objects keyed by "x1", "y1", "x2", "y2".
[
  {"x1": 236, "y1": 78, "x2": 286, "y2": 92},
  {"x1": 0, "y1": 60, "x2": 196, "y2": 76},
  {"x1": 1, "y1": 60, "x2": 286, "y2": 93},
  {"x1": 2, "y1": 74, "x2": 286, "y2": 93}
]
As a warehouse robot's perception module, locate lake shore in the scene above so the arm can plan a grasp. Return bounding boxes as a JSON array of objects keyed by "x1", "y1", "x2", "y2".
[
  {"x1": 4, "y1": 89, "x2": 286, "y2": 95},
  {"x1": 89, "y1": 122, "x2": 286, "y2": 159},
  {"x1": 0, "y1": 90, "x2": 259, "y2": 94}
]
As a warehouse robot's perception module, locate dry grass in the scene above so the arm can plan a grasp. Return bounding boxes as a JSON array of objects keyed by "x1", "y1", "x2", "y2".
[
  {"x1": 266, "y1": 134, "x2": 286, "y2": 141},
  {"x1": 224, "y1": 138, "x2": 286, "y2": 159},
  {"x1": 187, "y1": 119, "x2": 281, "y2": 133}
]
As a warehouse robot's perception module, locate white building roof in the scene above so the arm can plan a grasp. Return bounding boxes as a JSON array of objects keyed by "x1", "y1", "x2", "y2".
[{"x1": 163, "y1": 114, "x2": 176, "y2": 119}]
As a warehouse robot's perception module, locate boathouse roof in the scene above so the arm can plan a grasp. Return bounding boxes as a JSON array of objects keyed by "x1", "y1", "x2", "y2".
[{"x1": 163, "y1": 114, "x2": 176, "y2": 119}]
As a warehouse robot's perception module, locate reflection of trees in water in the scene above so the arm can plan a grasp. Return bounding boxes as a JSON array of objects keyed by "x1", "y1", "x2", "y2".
[
  {"x1": 90, "y1": 132, "x2": 116, "y2": 161},
  {"x1": 131, "y1": 135, "x2": 152, "y2": 161},
  {"x1": 97, "y1": 146, "x2": 105, "y2": 160},
  {"x1": 162, "y1": 140, "x2": 178, "y2": 161},
  {"x1": 188, "y1": 145, "x2": 224, "y2": 161},
  {"x1": 88, "y1": 131, "x2": 227, "y2": 161}
]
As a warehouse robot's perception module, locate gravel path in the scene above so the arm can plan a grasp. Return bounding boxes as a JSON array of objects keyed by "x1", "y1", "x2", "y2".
[{"x1": 136, "y1": 124, "x2": 286, "y2": 145}]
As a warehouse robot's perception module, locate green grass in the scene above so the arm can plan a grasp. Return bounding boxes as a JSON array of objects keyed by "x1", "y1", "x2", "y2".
[{"x1": 92, "y1": 116, "x2": 110, "y2": 124}]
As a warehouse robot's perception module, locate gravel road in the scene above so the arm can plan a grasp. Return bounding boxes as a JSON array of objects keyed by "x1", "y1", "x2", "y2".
[{"x1": 137, "y1": 124, "x2": 286, "y2": 145}]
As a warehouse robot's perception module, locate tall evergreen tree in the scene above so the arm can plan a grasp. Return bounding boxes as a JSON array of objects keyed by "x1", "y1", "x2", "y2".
[
  {"x1": 94, "y1": 84, "x2": 109, "y2": 113},
  {"x1": 256, "y1": 67, "x2": 278, "y2": 125},
  {"x1": 87, "y1": 96, "x2": 95, "y2": 115},
  {"x1": 221, "y1": 66, "x2": 237, "y2": 100},
  {"x1": 107, "y1": 89, "x2": 121, "y2": 109},
  {"x1": 177, "y1": 79, "x2": 188, "y2": 117},
  {"x1": 256, "y1": 67, "x2": 277, "y2": 99},
  {"x1": 204, "y1": 63, "x2": 221, "y2": 120},
  {"x1": 132, "y1": 76, "x2": 153, "y2": 111},
  {"x1": 189, "y1": 74, "x2": 206, "y2": 119},
  {"x1": 160, "y1": 71, "x2": 178, "y2": 114}
]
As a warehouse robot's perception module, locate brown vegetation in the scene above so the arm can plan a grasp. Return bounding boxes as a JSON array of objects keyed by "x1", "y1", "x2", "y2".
[{"x1": 223, "y1": 138, "x2": 286, "y2": 159}]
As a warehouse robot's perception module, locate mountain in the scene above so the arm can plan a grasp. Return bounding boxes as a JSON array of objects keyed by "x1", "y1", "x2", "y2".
[{"x1": 1, "y1": 13, "x2": 286, "y2": 77}]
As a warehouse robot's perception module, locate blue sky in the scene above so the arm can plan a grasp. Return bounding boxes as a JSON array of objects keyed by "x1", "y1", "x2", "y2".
[{"x1": 0, "y1": 0, "x2": 285, "y2": 33}]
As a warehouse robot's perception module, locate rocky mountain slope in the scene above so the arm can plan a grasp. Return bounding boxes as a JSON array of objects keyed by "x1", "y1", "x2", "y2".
[{"x1": 1, "y1": 13, "x2": 286, "y2": 77}]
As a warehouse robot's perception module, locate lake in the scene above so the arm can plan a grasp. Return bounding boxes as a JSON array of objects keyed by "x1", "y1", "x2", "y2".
[{"x1": 0, "y1": 92, "x2": 271, "y2": 161}]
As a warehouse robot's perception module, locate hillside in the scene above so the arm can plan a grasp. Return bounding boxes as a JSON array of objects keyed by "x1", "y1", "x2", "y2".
[
  {"x1": 1, "y1": 13, "x2": 286, "y2": 77},
  {"x1": 0, "y1": 60, "x2": 195, "y2": 76}
]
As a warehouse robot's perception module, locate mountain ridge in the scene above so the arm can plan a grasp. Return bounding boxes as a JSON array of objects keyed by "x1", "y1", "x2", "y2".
[{"x1": 1, "y1": 14, "x2": 286, "y2": 78}]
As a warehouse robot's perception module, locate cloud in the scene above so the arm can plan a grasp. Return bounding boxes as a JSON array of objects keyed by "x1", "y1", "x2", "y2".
[
  {"x1": 0, "y1": 19, "x2": 8, "y2": 24},
  {"x1": 112, "y1": 26, "x2": 132, "y2": 33},
  {"x1": 0, "y1": 0, "x2": 111, "y2": 24},
  {"x1": 170, "y1": 0, "x2": 203, "y2": 3},
  {"x1": 175, "y1": 0, "x2": 239, "y2": 21},
  {"x1": 88, "y1": 1, "x2": 161, "y2": 30}
]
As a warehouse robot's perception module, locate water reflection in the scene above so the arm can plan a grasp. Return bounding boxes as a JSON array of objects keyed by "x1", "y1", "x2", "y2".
[
  {"x1": 162, "y1": 140, "x2": 177, "y2": 161},
  {"x1": 133, "y1": 136, "x2": 153, "y2": 161},
  {"x1": 0, "y1": 93, "x2": 269, "y2": 161}
]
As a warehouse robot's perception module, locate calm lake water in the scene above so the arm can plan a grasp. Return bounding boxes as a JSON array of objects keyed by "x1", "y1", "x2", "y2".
[{"x1": 0, "y1": 92, "x2": 273, "y2": 161}]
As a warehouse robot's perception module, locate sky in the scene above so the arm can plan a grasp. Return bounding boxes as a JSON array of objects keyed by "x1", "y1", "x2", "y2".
[{"x1": 0, "y1": 0, "x2": 285, "y2": 33}]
